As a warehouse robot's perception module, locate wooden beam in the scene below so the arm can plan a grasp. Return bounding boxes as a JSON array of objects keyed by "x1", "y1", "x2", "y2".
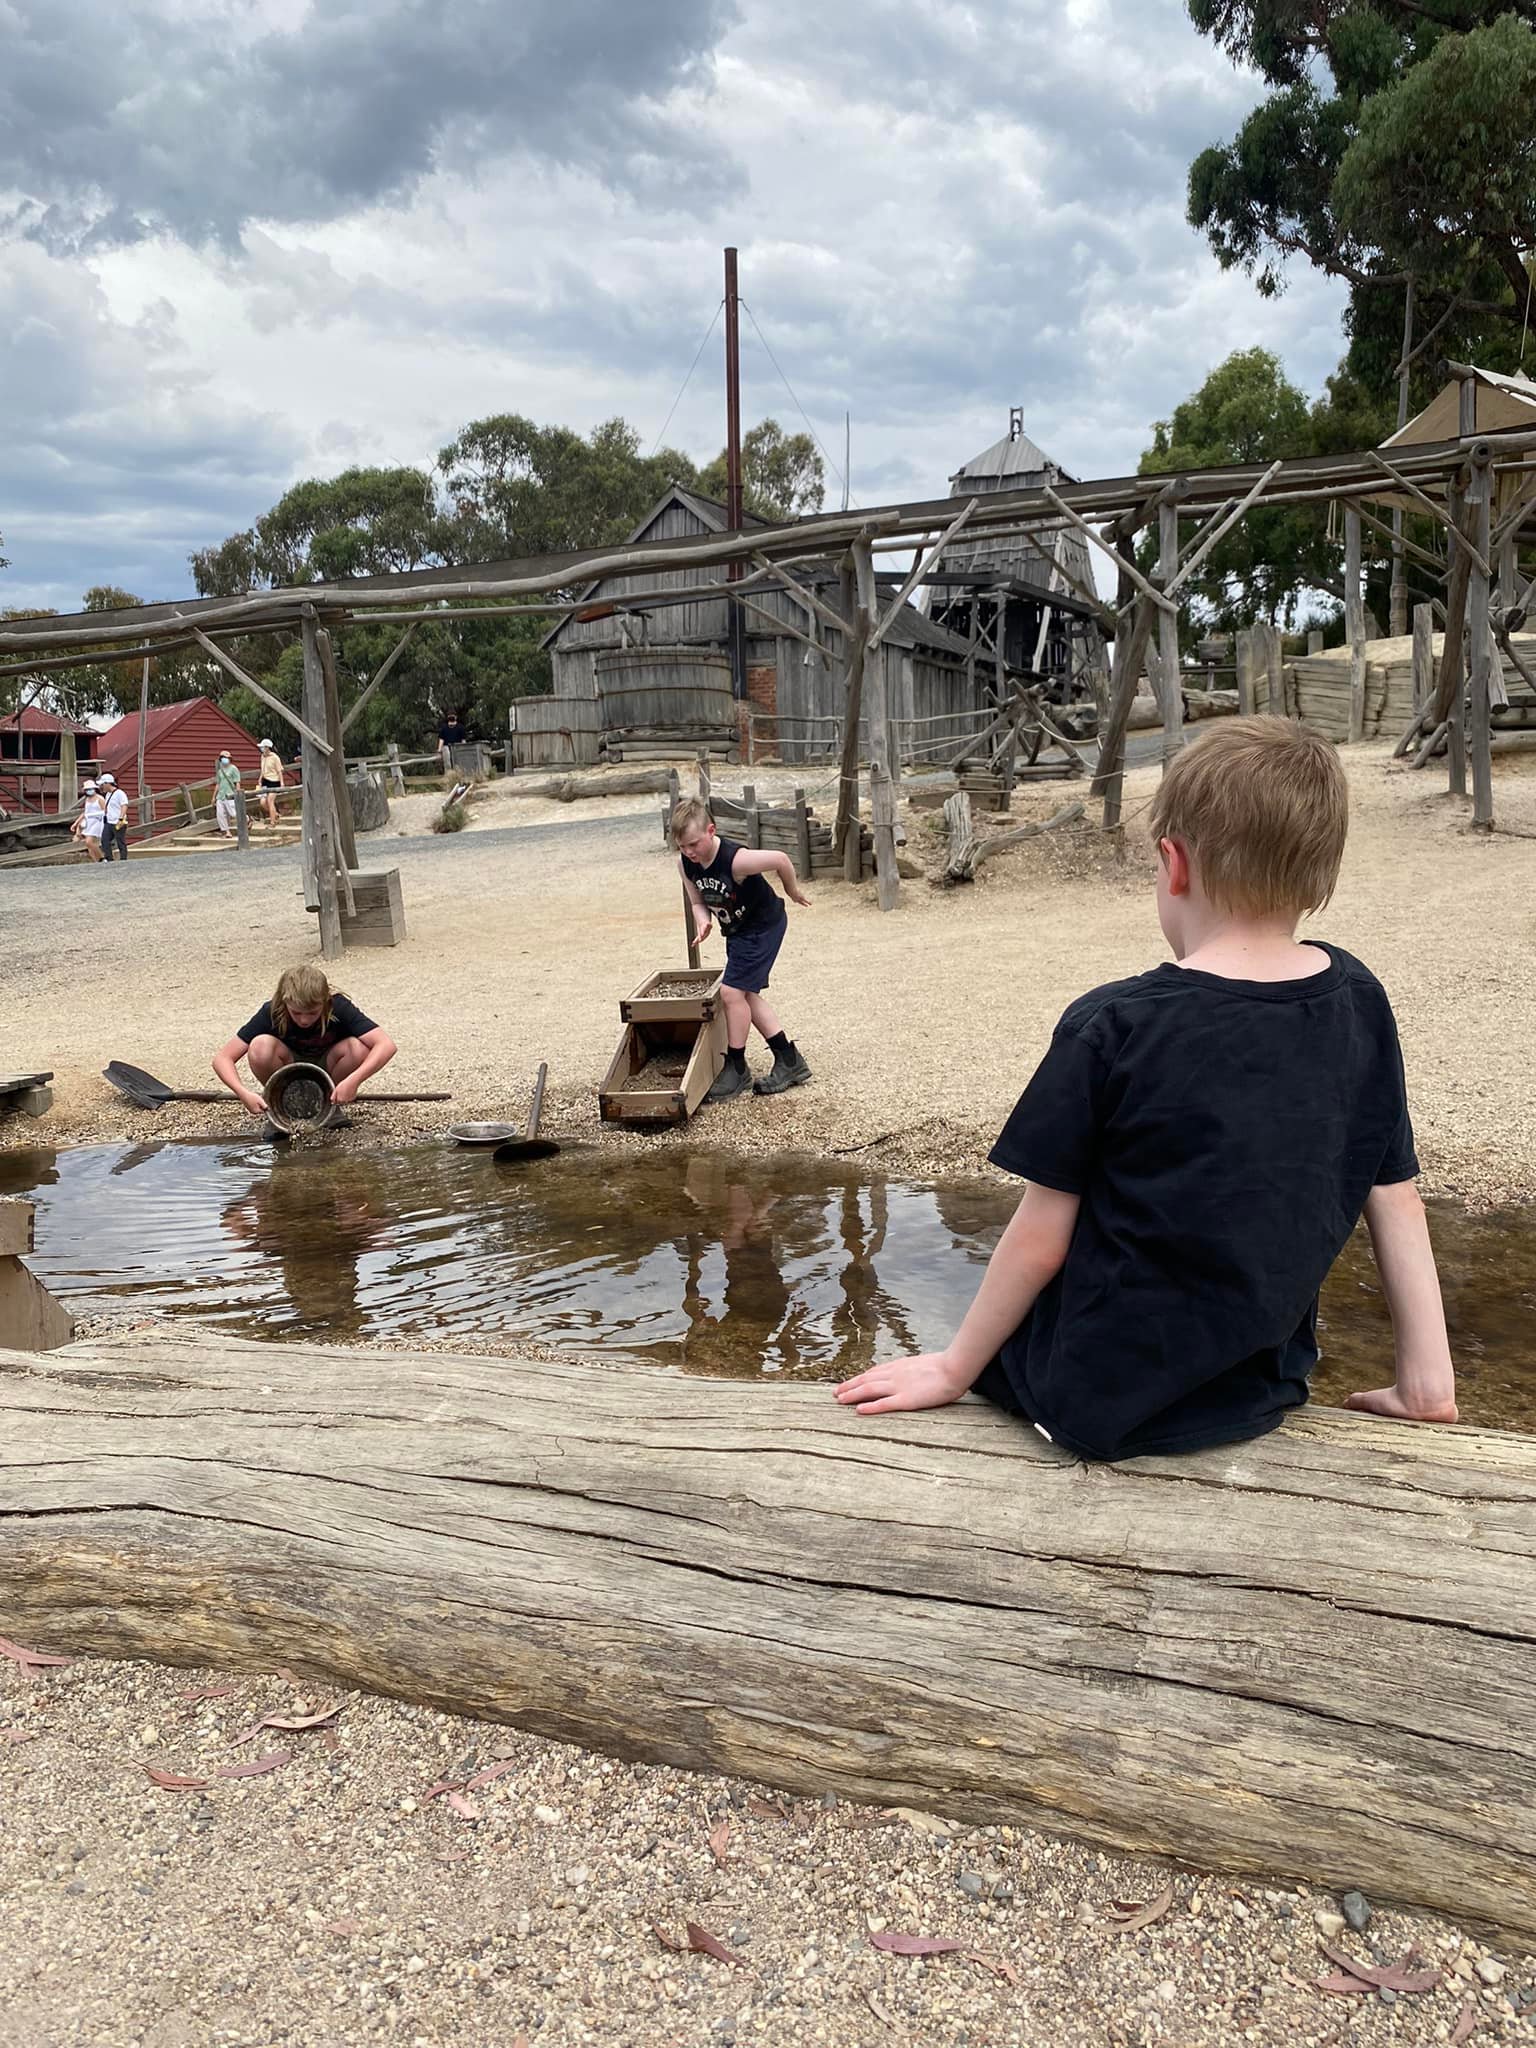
[
  {"x1": 339, "y1": 621, "x2": 419, "y2": 737},
  {"x1": 1412, "y1": 603, "x2": 1435, "y2": 712},
  {"x1": 6, "y1": 1326, "x2": 1536, "y2": 1942},
  {"x1": 735, "y1": 592, "x2": 820, "y2": 657},
  {"x1": 1156, "y1": 503, "x2": 1183, "y2": 767},
  {"x1": 1365, "y1": 450, "x2": 1470, "y2": 550},
  {"x1": 1344, "y1": 507, "x2": 1368, "y2": 744},
  {"x1": 868, "y1": 499, "x2": 978, "y2": 650},
  {"x1": 300, "y1": 611, "x2": 344, "y2": 960},
  {"x1": 1091, "y1": 594, "x2": 1157, "y2": 834},
  {"x1": 1466, "y1": 454, "x2": 1495, "y2": 832},
  {"x1": 1351, "y1": 500, "x2": 1447, "y2": 581},
  {"x1": 1043, "y1": 487, "x2": 1177, "y2": 616},
  {"x1": 751, "y1": 554, "x2": 848, "y2": 641},
  {"x1": 189, "y1": 627, "x2": 332, "y2": 757},
  {"x1": 1167, "y1": 461, "x2": 1283, "y2": 597},
  {"x1": 317, "y1": 629, "x2": 359, "y2": 873}
]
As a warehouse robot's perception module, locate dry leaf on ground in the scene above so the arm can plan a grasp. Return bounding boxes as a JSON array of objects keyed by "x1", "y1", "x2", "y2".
[
  {"x1": 1318, "y1": 1940, "x2": 1442, "y2": 1994},
  {"x1": 1106, "y1": 1883, "x2": 1174, "y2": 1934},
  {"x1": 213, "y1": 1750, "x2": 292, "y2": 1780},
  {"x1": 0, "y1": 1637, "x2": 71, "y2": 1676},
  {"x1": 176, "y1": 1684, "x2": 240, "y2": 1707},
  {"x1": 870, "y1": 1931, "x2": 969, "y2": 1958},
  {"x1": 864, "y1": 1988, "x2": 895, "y2": 2025},
  {"x1": 445, "y1": 1792, "x2": 481, "y2": 1822},
  {"x1": 652, "y1": 1924, "x2": 688, "y2": 1953},
  {"x1": 1317, "y1": 1972, "x2": 1374, "y2": 1997},
  {"x1": 744, "y1": 1796, "x2": 788, "y2": 1821},
  {"x1": 707, "y1": 1819, "x2": 731, "y2": 1869},
  {"x1": 966, "y1": 1951, "x2": 1020, "y2": 1984},
  {"x1": 883, "y1": 1807, "x2": 953, "y2": 1839},
  {"x1": 232, "y1": 1704, "x2": 343, "y2": 1746},
  {"x1": 0, "y1": 1730, "x2": 37, "y2": 1746},
  {"x1": 685, "y1": 1923, "x2": 749, "y2": 1968},
  {"x1": 423, "y1": 1778, "x2": 466, "y2": 1800},
  {"x1": 464, "y1": 1760, "x2": 518, "y2": 1793},
  {"x1": 1451, "y1": 1997, "x2": 1480, "y2": 2044},
  {"x1": 324, "y1": 1919, "x2": 364, "y2": 1937},
  {"x1": 145, "y1": 1766, "x2": 210, "y2": 1791}
]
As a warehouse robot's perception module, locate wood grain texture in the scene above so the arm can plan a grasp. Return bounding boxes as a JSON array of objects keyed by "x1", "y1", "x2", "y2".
[{"x1": 2, "y1": 1328, "x2": 1534, "y2": 1939}]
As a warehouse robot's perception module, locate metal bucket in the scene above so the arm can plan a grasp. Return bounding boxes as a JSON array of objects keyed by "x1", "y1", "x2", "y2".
[{"x1": 264, "y1": 1062, "x2": 338, "y2": 1135}]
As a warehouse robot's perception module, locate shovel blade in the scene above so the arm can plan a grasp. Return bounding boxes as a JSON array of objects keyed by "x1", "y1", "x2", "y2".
[{"x1": 492, "y1": 1138, "x2": 561, "y2": 1165}]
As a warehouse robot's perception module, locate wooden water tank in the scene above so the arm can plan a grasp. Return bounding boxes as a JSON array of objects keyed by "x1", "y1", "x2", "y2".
[
  {"x1": 508, "y1": 695, "x2": 600, "y2": 768},
  {"x1": 595, "y1": 648, "x2": 735, "y2": 738}
]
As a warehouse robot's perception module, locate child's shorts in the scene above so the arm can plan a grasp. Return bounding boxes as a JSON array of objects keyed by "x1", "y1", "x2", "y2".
[{"x1": 722, "y1": 910, "x2": 787, "y2": 994}]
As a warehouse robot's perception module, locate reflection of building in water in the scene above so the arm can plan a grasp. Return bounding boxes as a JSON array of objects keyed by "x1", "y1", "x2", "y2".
[
  {"x1": 675, "y1": 1156, "x2": 920, "y2": 1380},
  {"x1": 221, "y1": 1155, "x2": 390, "y2": 1338}
]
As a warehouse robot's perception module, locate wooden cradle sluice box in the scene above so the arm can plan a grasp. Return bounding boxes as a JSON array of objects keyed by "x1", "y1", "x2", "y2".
[{"x1": 599, "y1": 968, "x2": 727, "y2": 1125}]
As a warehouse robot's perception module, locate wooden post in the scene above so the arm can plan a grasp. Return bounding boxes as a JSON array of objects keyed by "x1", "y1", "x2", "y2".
[
  {"x1": 1390, "y1": 278, "x2": 1414, "y2": 640},
  {"x1": 135, "y1": 655, "x2": 150, "y2": 805},
  {"x1": 1306, "y1": 629, "x2": 1325, "y2": 656},
  {"x1": 234, "y1": 788, "x2": 248, "y2": 851},
  {"x1": 1467, "y1": 452, "x2": 1494, "y2": 832},
  {"x1": 1412, "y1": 604, "x2": 1435, "y2": 712},
  {"x1": 742, "y1": 783, "x2": 760, "y2": 851},
  {"x1": 662, "y1": 766, "x2": 680, "y2": 845},
  {"x1": 1235, "y1": 628, "x2": 1256, "y2": 716},
  {"x1": 387, "y1": 743, "x2": 405, "y2": 798},
  {"x1": 833, "y1": 544, "x2": 874, "y2": 880},
  {"x1": 1156, "y1": 502, "x2": 1182, "y2": 768},
  {"x1": 1092, "y1": 593, "x2": 1157, "y2": 837},
  {"x1": 1344, "y1": 506, "x2": 1367, "y2": 743},
  {"x1": 1447, "y1": 379, "x2": 1478, "y2": 797},
  {"x1": 317, "y1": 628, "x2": 358, "y2": 872},
  {"x1": 697, "y1": 755, "x2": 711, "y2": 809},
  {"x1": 793, "y1": 787, "x2": 812, "y2": 880},
  {"x1": 301, "y1": 609, "x2": 344, "y2": 960},
  {"x1": 179, "y1": 781, "x2": 195, "y2": 827},
  {"x1": 683, "y1": 881, "x2": 700, "y2": 971},
  {"x1": 57, "y1": 730, "x2": 77, "y2": 812},
  {"x1": 870, "y1": 762, "x2": 900, "y2": 912}
]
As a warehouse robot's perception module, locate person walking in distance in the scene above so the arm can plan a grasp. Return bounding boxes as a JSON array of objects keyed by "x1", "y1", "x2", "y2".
[
  {"x1": 99, "y1": 772, "x2": 130, "y2": 862},
  {"x1": 214, "y1": 750, "x2": 241, "y2": 838},
  {"x1": 71, "y1": 779, "x2": 105, "y2": 864},
  {"x1": 257, "y1": 739, "x2": 285, "y2": 828}
]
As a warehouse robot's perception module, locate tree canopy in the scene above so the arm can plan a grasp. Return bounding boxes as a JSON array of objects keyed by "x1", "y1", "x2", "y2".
[{"x1": 1187, "y1": 4, "x2": 1536, "y2": 401}]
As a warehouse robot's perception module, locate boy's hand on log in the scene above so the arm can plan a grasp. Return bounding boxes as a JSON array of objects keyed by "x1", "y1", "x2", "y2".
[
  {"x1": 1346, "y1": 1385, "x2": 1460, "y2": 1424},
  {"x1": 835, "y1": 1353, "x2": 972, "y2": 1415}
]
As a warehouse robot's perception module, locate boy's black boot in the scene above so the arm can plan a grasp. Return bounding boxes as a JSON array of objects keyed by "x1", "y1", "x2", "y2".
[
  {"x1": 754, "y1": 1045, "x2": 812, "y2": 1095},
  {"x1": 707, "y1": 1053, "x2": 752, "y2": 1103}
]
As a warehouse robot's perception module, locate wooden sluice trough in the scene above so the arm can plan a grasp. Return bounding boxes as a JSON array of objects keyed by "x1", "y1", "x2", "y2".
[
  {"x1": 2, "y1": 1324, "x2": 1535, "y2": 1942},
  {"x1": 599, "y1": 968, "x2": 727, "y2": 1125}
]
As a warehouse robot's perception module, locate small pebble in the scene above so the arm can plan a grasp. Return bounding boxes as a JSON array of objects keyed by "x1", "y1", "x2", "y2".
[
  {"x1": 532, "y1": 1805, "x2": 560, "y2": 1826},
  {"x1": 1314, "y1": 1909, "x2": 1347, "y2": 1938},
  {"x1": 1477, "y1": 1958, "x2": 1506, "y2": 1986},
  {"x1": 1341, "y1": 1889, "x2": 1371, "y2": 1932},
  {"x1": 956, "y1": 1870, "x2": 986, "y2": 1898}
]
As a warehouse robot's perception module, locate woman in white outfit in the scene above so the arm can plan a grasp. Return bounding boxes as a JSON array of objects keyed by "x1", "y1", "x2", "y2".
[{"x1": 71, "y1": 780, "x2": 106, "y2": 863}]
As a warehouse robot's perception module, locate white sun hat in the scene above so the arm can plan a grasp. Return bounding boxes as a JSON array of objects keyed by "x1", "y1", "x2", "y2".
[{"x1": 99, "y1": 772, "x2": 116, "y2": 785}]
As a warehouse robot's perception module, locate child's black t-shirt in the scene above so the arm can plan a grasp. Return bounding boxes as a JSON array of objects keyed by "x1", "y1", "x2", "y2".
[
  {"x1": 681, "y1": 836, "x2": 783, "y2": 938},
  {"x1": 237, "y1": 995, "x2": 377, "y2": 1059},
  {"x1": 986, "y1": 944, "x2": 1417, "y2": 1462}
]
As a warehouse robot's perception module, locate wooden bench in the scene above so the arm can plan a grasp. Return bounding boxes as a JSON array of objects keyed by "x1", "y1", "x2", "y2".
[
  {"x1": 0, "y1": 1071, "x2": 54, "y2": 1118},
  {"x1": 0, "y1": 1201, "x2": 73, "y2": 1352}
]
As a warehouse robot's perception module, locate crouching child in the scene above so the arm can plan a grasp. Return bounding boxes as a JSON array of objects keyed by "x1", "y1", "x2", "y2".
[{"x1": 836, "y1": 716, "x2": 1457, "y2": 1458}]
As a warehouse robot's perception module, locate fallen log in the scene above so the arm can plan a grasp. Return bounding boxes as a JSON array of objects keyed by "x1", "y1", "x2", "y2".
[
  {"x1": 3, "y1": 1328, "x2": 1535, "y2": 1941},
  {"x1": 501, "y1": 770, "x2": 673, "y2": 802}
]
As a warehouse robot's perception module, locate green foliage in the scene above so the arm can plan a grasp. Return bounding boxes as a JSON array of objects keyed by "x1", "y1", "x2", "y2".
[
  {"x1": 1186, "y1": 3, "x2": 1536, "y2": 401},
  {"x1": 432, "y1": 799, "x2": 468, "y2": 834},
  {"x1": 436, "y1": 415, "x2": 699, "y2": 560},
  {"x1": 697, "y1": 419, "x2": 826, "y2": 521}
]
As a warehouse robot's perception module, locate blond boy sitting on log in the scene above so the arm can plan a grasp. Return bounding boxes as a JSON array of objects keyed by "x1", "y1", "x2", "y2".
[{"x1": 838, "y1": 716, "x2": 1458, "y2": 1459}]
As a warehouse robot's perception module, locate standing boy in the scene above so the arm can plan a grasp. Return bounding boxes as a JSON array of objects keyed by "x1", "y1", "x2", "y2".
[
  {"x1": 673, "y1": 796, "x2": 813, "y2": 1101},
  {"x1": 214, "y1": 750, "x2": 241, "y2": 837},
  {"x1": 99, "y1": 773, "x2": 130, "y2": 861},
  {"x1": 837, "y1": 717, "x2": 1457, "y2": 1457}
]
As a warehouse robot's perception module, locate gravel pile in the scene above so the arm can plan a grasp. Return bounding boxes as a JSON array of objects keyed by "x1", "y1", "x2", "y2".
[{"x1": 2, "y1": 1654, "x2": 1531, "y2": 2048}]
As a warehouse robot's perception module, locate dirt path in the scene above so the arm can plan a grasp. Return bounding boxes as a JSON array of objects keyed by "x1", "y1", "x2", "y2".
[{"x1": 4, "y1": 746, "x2": 1536, "y2": 1204}]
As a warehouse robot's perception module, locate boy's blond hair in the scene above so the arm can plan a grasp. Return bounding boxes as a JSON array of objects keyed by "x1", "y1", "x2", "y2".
[
  {"x1": 1148, "y1": 715, "x2": 1348, "y2": 918},
  {"x1": 271, "y1": 963, "x2": 339, "y2": 1034},
  {"x1": 670, "y1": 797, "x2": 714, "y2": 846}
]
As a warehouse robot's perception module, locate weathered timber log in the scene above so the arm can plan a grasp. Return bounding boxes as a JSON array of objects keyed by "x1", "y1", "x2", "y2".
[
  {"x1": 3, "y1": 1327, "x2": 1535, "y2": 1940},
  {"x1": 497, "y1": 771, "x2": 674, "y2": 802}
]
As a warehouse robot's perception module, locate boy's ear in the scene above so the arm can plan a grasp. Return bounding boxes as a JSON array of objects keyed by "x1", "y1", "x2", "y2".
[{"x1": 1159, "y1": 835, "x2": 1192, "y2": 897}]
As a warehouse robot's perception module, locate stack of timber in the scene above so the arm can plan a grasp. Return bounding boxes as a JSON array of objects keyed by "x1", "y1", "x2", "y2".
[
  {"x1": 709, "y1": 787, "x2": 873, "y2": 882},
  {"x1": 5, "y1": 1326, "x2": 1535, "y2": 1944},
  {"x1": 1286, "y1": 631, "x2": 1536, "y2": 743},
  {"x1": 602, "y1": 730, "x2": 739, "y2": 765}
]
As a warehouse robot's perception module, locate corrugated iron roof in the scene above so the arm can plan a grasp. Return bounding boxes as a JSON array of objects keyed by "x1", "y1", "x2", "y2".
[
  {"x1": 98, "y1": 697, "x2": 259, "y2": 777},
  {"x1": 0, "y1": 705, "x2": 95, "y2": 734},
  {"x1": 950, "y1": 422, "x2": 1078, "y2": 487}
]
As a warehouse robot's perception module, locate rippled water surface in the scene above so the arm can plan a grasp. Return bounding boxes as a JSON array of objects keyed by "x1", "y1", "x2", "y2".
[{"x1": 1, "y1": 1140, "x2": 1530, "y2": 1428}]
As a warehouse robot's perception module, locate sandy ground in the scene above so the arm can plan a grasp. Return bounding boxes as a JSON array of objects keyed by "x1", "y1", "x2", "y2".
[
  {"x1": 3, "y1": 1646, "x2": 1532, "y2": 2048},
  {"x1": 5, "y1": 743, "x2": 1536, "y2": 1205},
  {"x1": 5, "y1": 748, "x2": 1536, "y2": 2046}
]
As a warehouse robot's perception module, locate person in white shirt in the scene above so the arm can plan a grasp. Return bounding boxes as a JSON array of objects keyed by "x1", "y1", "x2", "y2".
[
  {"x1": 100, "y1": 773, "x2": 130, "y2": 861},
  {"x1": 71, "y1": 780, "x2": 106, "y2": 863},
  {"x1": 214, "y1": 751, "x2": 241, "y2": 837},
  {"x1": 257, "y1": 740, "x2": 285, "y2": 827}
]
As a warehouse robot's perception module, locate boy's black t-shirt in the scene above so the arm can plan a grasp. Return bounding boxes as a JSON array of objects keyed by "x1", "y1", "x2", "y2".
[
  {"x1": 237, "y1": 995, "x2": 377, "y2": 1059},
  {"x1": 681, "y1": 835, "x2": 784, "y2": 939},
  {"x1": 987, "y1": 945, "x2": 1417, "y2": 1462}
]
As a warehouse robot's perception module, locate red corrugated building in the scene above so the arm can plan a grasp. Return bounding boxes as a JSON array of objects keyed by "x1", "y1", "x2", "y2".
[
  {"x1": 98, "y1": 698, "x2": 273, "y2": 809},
  {"x1": 0, "y1": 706, "x2": 100, "y2": 815}
]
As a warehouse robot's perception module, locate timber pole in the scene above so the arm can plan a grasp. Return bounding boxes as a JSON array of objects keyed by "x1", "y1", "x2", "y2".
[
  {"x1": 1156, "y1": 502, "x2": 1182, "y2": 768},
  {"x1": 300, "y1": 609, "x2": 344, "y2": 960},
  {"x1": 1344, "y1": 507, "x2": 1367, "y2": 744},
  {"x1": 1466, "y1": 450, "x2": 1495, "y2": 832},
  {"x1": 1390, "y1": 278, "x2": 1414, "y2": 639},
  {"x1": 723, "y1": 246, "x2": 746, "y2": 705},
  {"x1": 317, "y1": 629, "x2": 358, "y2": 873}
]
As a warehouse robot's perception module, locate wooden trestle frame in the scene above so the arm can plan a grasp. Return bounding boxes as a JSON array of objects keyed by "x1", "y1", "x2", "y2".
[{"x1": 3, "y1": 422, "x2": 1533, "y2": 935}]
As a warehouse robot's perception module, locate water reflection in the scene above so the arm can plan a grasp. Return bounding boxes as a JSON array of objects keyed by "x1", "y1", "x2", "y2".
[{"x1": 0, "y1": 1139, "x2": 1530, "y2": 1432}]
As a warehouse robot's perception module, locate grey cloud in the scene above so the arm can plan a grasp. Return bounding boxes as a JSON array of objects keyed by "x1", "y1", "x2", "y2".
[{"x1": 0, "y1": 0, "x2": 741, "y2": 250}]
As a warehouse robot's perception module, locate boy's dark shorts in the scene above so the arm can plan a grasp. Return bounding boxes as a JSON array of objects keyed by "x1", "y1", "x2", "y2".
[{"x1": 722, "y1": 910, "x2": 787, "y2": 994}]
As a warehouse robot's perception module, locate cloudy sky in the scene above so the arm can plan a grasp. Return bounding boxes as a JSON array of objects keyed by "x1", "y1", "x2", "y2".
[{"x1": 0, "y1": 0, "x2": 1349, "y2": 614}]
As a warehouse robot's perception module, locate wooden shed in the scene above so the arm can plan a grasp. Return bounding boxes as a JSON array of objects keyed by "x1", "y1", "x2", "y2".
[
  {"x1": 0, "y1": 707, "x2": 99, "y2": 816},
  {"x1": 98, "y1": 698, "x2": 265, "y2": 803},
  {"x1": 540, "y1": 485, "x2": 982, "y2": 764}
]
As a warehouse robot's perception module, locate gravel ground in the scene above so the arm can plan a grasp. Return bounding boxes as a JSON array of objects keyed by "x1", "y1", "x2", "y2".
[
  {"x1": 5, "y1": 744, "x2": 1536, "y2": 1205},
  {"x1": 3, "y1": 1649, "x2": 1532, "y2": 2048}
]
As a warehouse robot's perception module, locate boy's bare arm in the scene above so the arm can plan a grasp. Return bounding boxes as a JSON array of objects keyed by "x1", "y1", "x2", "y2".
[
  {"x1": 1346, "y1": 1179, "x2": 1458, "y2": 1423},
  {"x1": 731, "y1": 846, "x2": 811, "y2": 907},
  {"x1": 835, "y1": 1183, "x2": 1079, "y2": 1415},
  {"x1": 680, "y1": 862, "x2": 712, "y2": 940}
]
